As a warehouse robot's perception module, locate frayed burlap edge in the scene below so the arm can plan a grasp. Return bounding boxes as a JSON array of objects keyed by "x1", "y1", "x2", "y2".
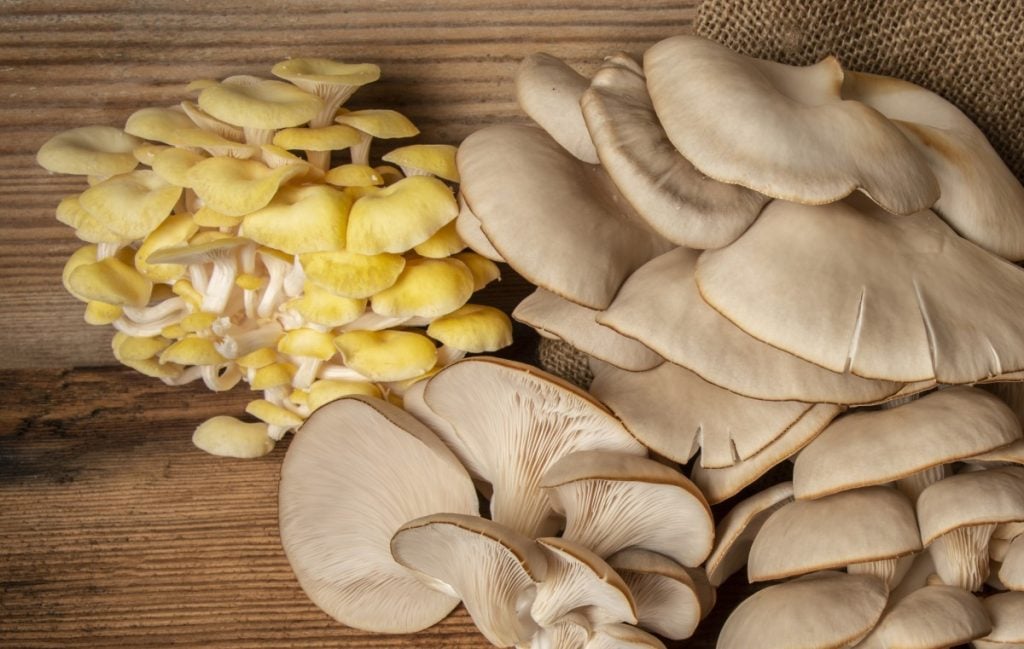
[{"x1": 536, "y1": 338, "x2": 593, "y2": 389}]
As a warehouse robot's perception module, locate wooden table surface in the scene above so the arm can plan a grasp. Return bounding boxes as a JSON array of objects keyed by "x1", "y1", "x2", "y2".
[{"x1": 0, "y1": 2, "x2": 731, "y2": 647}]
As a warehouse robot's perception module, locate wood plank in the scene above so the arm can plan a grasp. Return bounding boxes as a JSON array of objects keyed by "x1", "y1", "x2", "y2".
[{"x1": 0, "y1": 0, "x2": 698, "y2": 369}]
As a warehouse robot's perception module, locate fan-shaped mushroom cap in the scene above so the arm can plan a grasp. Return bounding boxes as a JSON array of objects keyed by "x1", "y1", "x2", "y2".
[
  {"x1": 66, "y1": 254, "x2": 153, "y2": 308},
  {"x1": 272, "y1": 124, "x2": 363, "y2": 152},
  {"x1": 198, "y1": 78, "x2": 322, "y2": 130},
  {"x1": 970, "y1": 439, "x2": 1024, "y2": 465},
  {"x1": 795, "y1": 387, "x2": 1021, "y2": 500},
  {"x1": 370, "y1": 257, "x2": 474, "y2": 318},
  {"x1": 531, "y1": 537, "x2": 637, "y2": 628},
  {"x1": 842, "y1": 70, "x2": 1024, "y2": 261},
  {"x1": 720, "y1": 572, "x2": 888, "y2": 649},
  {"x1": 523, "y1": 612, "x2": 591, "y2": 649},
  {"x1": 516, "y1": 52, "x2": 599, "y2": 164},
  {"x1": 191, "y1": 416, "x2": 273, "y2": 459},
  {"x1": 977, "y1": 591, "x2": 1024, "y2": 646},
  {"x1": 705, "y1": 482, "x2": 794, "y2": 587},
  {"x1": 457, "y1": 124, "x2": 673, "y2": 309},
  {"x1": 853, "y1": 584, "x2": 992, "y2": 649},
  {"x1": 186, "y1": 157, "x2": 305, "y2": 216},
  {"x1": 589, "y1": 358, "x2": 836, "y2": 469},
  {"x1": 697, "y1": 196, "x2": 1024, "y2": 384},
  {"x1": 79, "y1": 170, "x2": 182, "y2": 242},
  {"x1": 150, "y1": 147, "x2": 206, "y2": 187},
  {"x1": 346, "y1": 175, "x2": 458, "y2": 255},
  {"x1": 300, "y1": 250, "x2": 405, "y2": 299},
  {"x1": 241, "y1": 184, "x2": 350, "y2": 255},
  {"x1": 427, "y1": 304, "x2": 513, "y2": 353},
  {"x1": 514, "y1": 289, "x2": 664, "y2": 372},
  {"x1": 420, "y1": 357, "x2": 646, "y2": 537},
  {"x1": 455, "y1": 194, "x2": 504, "y2": 262},
  {"x1": 540, "y1": 450, "x2": 714, "y2": 567},
  {"x1": 271, "y1": 58, "x2": 380, "y2": 126},
  {"x1": 278, "y1": 396, "x2": 478, "y2": 633},
  {"x1": 37, "y1": 126, "x2": 141, "y2": 177},
  {"x1": 383, "y1": 144, "x2": 460, "y2": 182},
  {"x1": 599, "y1": 247, "x2": 905, "y2": 404},
  {"x1": 607, "y1": 548, "x2": 713, "y2": 640},
  {"x1": 391, "y1": 513, "x2": 547, "y2": 647},
  {"x1": 581, "y1": 53, "x2": 767, "y2": 249},
  {"x1": 644, "y1": 35, "x2": 938, "y2": 215},
  {"x1": 335, "y1": 109, "x2": 419, "y2": 139},
  {"x1": 748, "y1": 486, "x2": 921, "y2": 582},
  {"x1": 332, "y1": 329, "x2": 437, "y2": 382},
  {"x1": 586, "y1": 624, "x2": 665, "y2": 649},
  {"x1": 999, "y1": 535, "x2": 1024, "y2": 591}
]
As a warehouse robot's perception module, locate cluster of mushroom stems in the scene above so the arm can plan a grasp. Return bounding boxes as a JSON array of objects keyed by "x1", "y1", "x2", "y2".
[{"x1": 37, "y1": 58, "x2": 513, "y2": 457}]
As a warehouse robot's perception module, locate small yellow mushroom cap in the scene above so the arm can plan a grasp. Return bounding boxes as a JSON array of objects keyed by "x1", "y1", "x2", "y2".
[
  {"x1": 135, "y1": 212, "x2": 199, "y2": 283},
  {"x1": 37, "y1": 126, "x2": 141, "y2": 177},
  {"x1": 161, "y1": 323, "x2": 187, "y2": 340},
  {"x1": 124, "y1": 107, "x2": 196, "y2": 144},
  {"x1": 335, "y1": 109, "x2": 420, "y2": 138},
  {"x1": 242, "y1": 184, "x2": 350, "y2": 254},
  {"x1": 346, "y1": 175, "x2": 459, "y2": 254},
  {"x1": 235, "y1": 273, "x2": 266, "y2": 291},
  {"x1": 375, "y1": 164, "x2": 405, "y2": 185},
  {"x1": 273, "y1": 124, "x2": 363, "y2": 152},
  {"x1": 236, "y1": 346, "x2": 279, "y2": 369},
  {"x1": 180, "y1": 312, "x2": 219, "y2": 333},
  {"x1": 84, "y1": 301, "x2": 123, "y2": 325},
  {"x1": 79, "y1": 170, "x2": 183, "y2": 241},
  {"x1": 193, "y1": 206, "x2": 243, "y2": 228},
  {"x1": 151, "y1": 147, "x2": 207, "y2": 187},
  {"x1": 186, "y1": 156, "x2": 306, "y2": 216},
  {"x1": 324, "y1": 163, "x2": 384, "y2": 187},
  {"x1": 159, "y1": 335, "x2": 226, "y2": 365},
  {"x1": 192, "y1": 416, "x2": 275, "y2": 459},
  {"x1": 371, "y1": 257, "x2": 474, "y2": 318},
  {"x1": 172, "y1": 278, "x2": 204, "y2": 310},
  {"x1": 286, "y1": 283, "x2": 366, "y2": 327},
  {"x1": 132, "y1": 143, "x2": 170, "y2": 166},
  {"x1": 199, "y1": 78, "x2": 323, "y2": 129},
  {"x1": 111, "y1": 332, "x2": 172, "y2": 361},
  {"x1": 250, "y1": 362, "x2": 297, "y2": 389},
  {"x1": 427, "y1": 304, "x2": 513, "y2": 353},
  {"x1": 272, "y1": 59, "x2": 381, "y2": 90},
  {"x1": 306, "y1": 378, "x2": 382, "y2": 411},
  {"x1": 55, "y1": 195, "x2": 121, "y2": 244},
  {"x1": 63, "y1": 244, "x2": 100, "y2": 301},
  {"x1": 120, "y1": 356, "x2": 185, "y2": 380},
  {"x1": 245, "y1": 399, "x2": 304, "y2": 427},
  {"x1": 333, "y1": 329, "x2": 438, "y2": 382},
  {"x1": 413, "y1": 221, "x2": 467, "y2": 258},
  {"x1": 300, "y1": 249, "x2": 405, "y2": 299},
  {"x1": 67, "y1": 255, "x2": 154, "y2": 307},
  {"x1": 454, "y1": 251, "x2": 501, "y2": 290},
  {"x1": 383, "y1": 144, "x2": 460, "y2": 182},
  {"x1": 277, "y1": 328, "x2": 337, "y2": 361}
]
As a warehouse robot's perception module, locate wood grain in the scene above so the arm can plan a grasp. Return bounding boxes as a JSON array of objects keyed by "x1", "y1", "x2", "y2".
[{"x1": 0, "y1": 0, "x2": 698, "y2": 369}]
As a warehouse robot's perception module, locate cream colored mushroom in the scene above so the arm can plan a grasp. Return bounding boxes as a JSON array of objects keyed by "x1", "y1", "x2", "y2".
[
  {"x1": 515, "y1": 52, "x2": 599, "y2": 163},
  {"x1": 705, "y1": 482, "x2": 794, "y2": 587},
  {"x1": 531, "y1": 537, "x2": 637, "y2": 627}
]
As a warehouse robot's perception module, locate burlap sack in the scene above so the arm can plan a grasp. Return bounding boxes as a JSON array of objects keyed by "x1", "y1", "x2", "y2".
[{"x1": 537, "y1": 337, "x2": 593, "y2": 389}]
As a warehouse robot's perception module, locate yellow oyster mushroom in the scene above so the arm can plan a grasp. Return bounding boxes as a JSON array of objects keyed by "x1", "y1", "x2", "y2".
[
  {"x1": 124, "y1": 107, "x2": 197, "y2": 143},
  {"x1": 300, "y1": 250, "x2": 405, "y2": 299},
  {"x1": 171, "y1": 278, "x2": 204, "y2": 310},
  {"x1": 237, "y1": 346, "x2": 279, "y2": 370},
  {"x1": 120, "y1": 356, "x2": 185, "y2": 381},
  {"x1": 111, "y1": 332, "x2": 172, "y2": 361},
  {"x1": 324, "y1": 163, "x2": 384, "y2": 188},
  {"x1": 413, "y1": 221, "x2": 467, "y2": 258},
  {"x1": 245, "y1": 399, "x2": 304, "y2": 440},
  {"x1": 278, "y1": 328, "x2": 337, "y2": 361},
  {"x1": 79, "y1": 170, "x2": 183, "y2": 242},
  {"x1": 198, "y1": 78, "x2": 323, "y2": 145},
  {"x1": 192, "y1": 416, "x2": 274, "y2": 459},
  {"x1": 241, "y1": 184, "x2": 350, "y2": 255},
  {"x1": 306, "y1": 378, "x2": 382, "y2": 411},
  {"x1": 371, "y1": 257, "x2": 474, "y2": 318},
  {"x1": 335, "y1": 108, "x2": 419, "y2": 165},
  {"x1": 180, "y1": 312, "x2": 218, "y2": 333},
  {"x1": 454, "y1": 251, "x2": 502, "y2": 290},
  {"x1": 134, "y1": 212, "x2": 199, "y2": 283},
  {"x1": 186, "y1": 156, "x2": 306, "y2": 216},
  {"x1": 272, "y1": 124, "x2": 363, "y2": 170},
  {"x1": 272, "y1": 58, "x2": 381, "y2": 126},
  {"x1": 250, "y1": 362, "x2": 297, "y2": 390},
  {"x1": 333, "y1": 329, "x2": 438, "y2": 382},
  {"x1": 286, "y1": 283, "x2": 366, "y2": 327},
  {"x1": 62, "y1": 244, "x2": 101, "y2": 302},
  {"x1": 180, "y1": 100, "x2": 245, "y2": 142},
  {"x1": 55, "y1": 195, "x2": 121, "y2": 244},
  {"x1": 383, "y1": 144, "x2": 459, "y2": 182},
  {"x1": 346, "y1": 175, "x2": 459, "y2": 255},
  {"x1": 427, "y1": 304, "x2": 513, "y2": 353},
  {"x1": 159, "y1": 335, "x2": 226, "y2": 365},
  {"x1": 132, "y1": 143, "x2": 170, "y2": 166},
  {"x1": 84, "y1": 301, "x2": 122, "y2": 325},
  {"x1": 374, "y1": 164, "x2": 405, "y2": 185},
  {"x1": 66, "y1": 254, "x2": 153, "y2": 307},
  {"x1": 150, "y1": 147, "x2": 207, "y2": 187},
  {"x1": 37, "y1": 126, "x2": 141, "y2": 177},
  {"x1": 193, "y1": 206, "x2": 243, "y2": 228}
]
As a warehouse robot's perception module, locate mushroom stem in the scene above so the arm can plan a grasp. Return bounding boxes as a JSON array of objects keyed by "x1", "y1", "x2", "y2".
[
  {"x1": 189, "y1": 263, "x2": 209, "y2": 294},
  {"x1": 215, "y1": 321, "x2": 283, "y2": 359},
  {"x1": 161, "y1": 364, "x2": 203, "y2": 386},
  {"x1": 200, "y1": 248, "x2": 240, "y2": 314},
  {"x1": 847, "y1": 554, "x2": 915, "y2": 590},
  {"x1": 350, "y1": 133, "x2": 372, "y2": 166},
  {"x1": 317, "y1": 362, "x2": 371, "y2": 382},
  {"x1": 896, "y1": 463, "x2": 951, "y2": 502},
  {"x1": 96, "y1": 241, "x2": 123, "y2": 260},
  {"x1": 930, "y1": 523, "x2": 997, "y2": 591},
  {"x1": 201, "y1": 362, "x2": 242, "y2": 392},
  {"x1": 305, "y1": 149, "x2": 331, "y2": 171}
]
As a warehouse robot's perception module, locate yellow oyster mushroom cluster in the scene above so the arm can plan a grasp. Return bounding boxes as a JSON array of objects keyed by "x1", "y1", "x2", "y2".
[{"x1": 38, "y1": 58, "x2": 513, "y2": 458}]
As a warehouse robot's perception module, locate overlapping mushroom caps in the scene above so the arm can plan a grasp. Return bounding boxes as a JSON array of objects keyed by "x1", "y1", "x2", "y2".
[{"x1": 38, "y1": 58, "x2": 512, "y2": 456}]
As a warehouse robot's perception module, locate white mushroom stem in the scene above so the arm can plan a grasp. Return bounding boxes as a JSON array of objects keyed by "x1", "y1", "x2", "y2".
[
  {"x1": 317, "y1": 362, "x2": 371, "y2": 382},
  {"x1": 161, "y1": 365, "x2": 203, "y2": 386},
  {"x1": 96, "y1": 242, "x2": 123, "y2": 260},
  {"x1": 189, "y1": 263, "x2": 209, "y2": 294},
  {"x1": 242, "y1": 126, "x2": 275, "y2": 147},
  {"x1": 930, "y1": 523, "x2": 997, "y2": 591},
  {"x1": 200, "y1": 248, "x2": 240, "y2": 313},
  {"x1": 350, "y1": 132, "x2": 372, "y2": 166},
  {"x1": 121, "y1": 297, "x2": 188, "y2": 323},
  {"x1": 257, "y1": 254, "x2": 291, "y2": 318},
  {"x1": 283, "y1": 257, "x2": 305, "y2": 297},
  {"x1": 201, "y1": 362, "x2": 242, "y2": 392},
  {"x1": 436, "y1": 345, "x2": 467, "y2": 367},
  {"x1": 305, "y1": 149, "x2": 331, "y2": 171},
  {"x1": 847, "y1": 554, "x2": 916, "y2": 590},
  {"x1": 340, "y1": 312, "x2": 414, "y2": 332},
  {"x1": 291, "y1": 357, "x2": 324, "y2": 390},
  {"x1": 214, "y1": 321, "x2": 283, "y2": 359},
  {"x1": 896, "y1": 464, "x2": 952, "y2": 503}
]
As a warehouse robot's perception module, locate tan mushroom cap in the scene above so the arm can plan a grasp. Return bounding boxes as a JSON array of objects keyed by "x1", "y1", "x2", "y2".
[
  {"x1": 420, "y1": 357, "x2": 646, "y2": 537},
  {"x1": 457, "y1": 124, "x2": 673, "y2": 309},
  {"x1": 970, "y1": 438, "x2": 1024, "y2": 465},
  {"x1": 978, "y1": 591, "x2": 1024, "y2": 645},
  {"x1": 198, "y1": 78, "x2": 322, "y2": 130},
  {"x1": 705, "y1": 482, "x2": 795, "y2": 587},
  {"x1": 599, "y1": 247, "x2": 905, "y2": 404},
  {"x1": 515, "y1": 52, "x2": 599, "y2": 164},
  {"x1": 918, "y1": 467, "x2": 1024, "y2": 546},
  {"x1": 587, "y1": 623, "x2": 666, "y2": 649},
  {"x1": 346, "y1": 175, "x2": 459, "y2": 255},
  {"x1": 842, "y1": 70, "x2": 1024, "y2": 261},
  {"x1": 241, "y1": 184, "x2": 351, "y2": 255},
  {"x1": 999, "y1": 535, "x2": 1024, "y2": 591},
  {"x1": 853, "y1": 584, "x2": 992, "y2": 649},
  {"x1": 79, "y1": 170, "x2": 182, "y2": 242},
  {"x1": 454, "y1": 193, "x2": 504, "y2": 262},
  {"x1": 279, "y1": 396, "x2": 478, "y2": 633},
  {"x1": 581, "y1": 53, "x2": 768, "y2": 249},
  {"x1": 794, "y1": 387, "x2": 1022, "y2": 500},
  {"x1": 37, "y1": 126, "x2": 141, "y2": 177},
  {"x1": 589, "y1": 358, "x2": 831, "y2": 469},
  {"x1": 391, "y1": 513, "x2": 547, "y2": 647},
  {"x1": 698, "y1": 196, "x2": 1024, "y2": 384},
  {"x1": 541, "y1": 450, "x2": 714, "y2": 567},
  {"x1": 721, "y1": 572, "x2": 888, "y2": 649},
  {"x1": 514, "y1": 289, "x2": 664, "y2": 372},
  {"x1": 644, "y1": 35, "x2": 938, "y2": 215},
  {"x1": 748, "y1": 486, "x2": 921, "y2": 582},
  {"x1": 531, "y1": 536, "x2": 637, "y2": 627}
]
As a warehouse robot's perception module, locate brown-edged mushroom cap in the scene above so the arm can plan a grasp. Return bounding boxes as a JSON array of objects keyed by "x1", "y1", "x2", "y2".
[
  {"x1": 977, "y1": 591, "x2": 1024, "y2": 646},
  {"x1": 540, "y1": 450, "x2": 714, "y2": 567},
  {"x1": 455, "y1": 193, "x2": 504, "y2": 262},
  {"x1": 514, "y1": 289, "x2": 664, "y2": 372},
  {"x1": 842, "y1": 70, "x2": 1024, "y2": 261},
  {"x1": 531, "y1": 537, "x2": 637, "y2": 628},
  {"x1": 705, "y1": 482, "x2": 795, "y2": 587},
  {"x1": 1000, "y1": 535, "x2": 1024, "y2": 590},
  {"x1": 720, "y1": 572, "x2": 888, "y2": 649},
  {"x1": 643, "y1": 35, "x2": 938, "y2": 215},
  {"x1": 457, "y1": 124, "x2": 673, "y2": 309},
  {"x1": 581, "y1": 53, "x2": 767, "y2": 249},
  {"x1": 589, "y1": 358, "x2": 835, "y2": 469},
  {"x1": 420, "y1": 357, "x2": 646, "y2": 537},
  {"x1": 586, "y1": 623, "x2": 666, "y2": 649},
  {"x1": 599, "y1": 247, "x2": 906, "y2": 405},
  {"x1": 516, "y1": 52, "x2": 599, "y2": 164},
  {"x1": 697, "y1": 196, "x2": 1024, "y2": 384},
  {"x1": 278, "y1": 396, "x2": 478, "y2": 633},
  {"x1": 391, "y1": 513, "x2": 547, "y2": 647},
  {"x1": 37, "y1": 126, "x2": 141, "y2": 177},
  {"x1": 748, "y1": 486, "x2": 921, "y2": 582},
  {"x1": 607, "y1": 548, "x2": 714, "y2": 640},
  {"x1": 794, "y1": 387, "x2": 1022, "y2": 500},
  {"x1": 852, "y1": 584, "x2": 991, "y2": 649}
]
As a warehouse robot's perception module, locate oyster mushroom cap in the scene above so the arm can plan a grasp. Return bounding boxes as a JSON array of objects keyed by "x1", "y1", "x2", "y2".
[
  {"x1": 852, "y1": 584, "x2": 992, "y2": 649},
  {"x1": 37, "y1": 125, "x2": 141, "y2": 177},
  {"x1": 198, "y1": 77, "x2": 322, "y2": 130},
  {"x1": 454, "y1": 193, "x2": 504, "y2": 262},
  {"x1": 644, "y1": 35, "x2": 938, "y2": 215},
  {"x1": 515, "y1": 52, "x2": 599, "y2": 164},
  {"x1": 977, "y1": 591, "x2": 1024, "y2": 645},
  {"x1": 999, "y1": 534, "x2": 1024, "y2": 590},
  {"x1": 278, "y1": 396, "x2": 478, "y2": 633},
  {"x1": 705, "y1": 482, "x2": 795, "y2": 587},
  {"x1": 697, "y1": 196, "x2": 1024, "y2": 384},
  {"x1": 586, "y1": 623, "x2": 666, "y2": 649}
]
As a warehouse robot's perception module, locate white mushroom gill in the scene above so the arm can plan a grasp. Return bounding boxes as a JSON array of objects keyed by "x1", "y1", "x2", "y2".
[{"x1": 929, "y1": 523, "x2": 998, "y2": 591}]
